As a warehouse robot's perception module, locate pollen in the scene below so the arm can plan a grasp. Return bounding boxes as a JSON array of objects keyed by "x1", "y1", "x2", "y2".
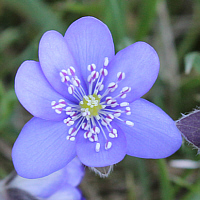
[{"x1": 80, "y1": 94, "x2": 102, "y2": 117}]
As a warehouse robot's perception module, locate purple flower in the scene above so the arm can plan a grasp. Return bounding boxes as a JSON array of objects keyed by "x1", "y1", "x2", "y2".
[
  {"x1": 12, "y1": 16, "x2": 182, "y2": 178},
  {"x1": 1, "y1": 158, "x2": 84, "y2": 200}
]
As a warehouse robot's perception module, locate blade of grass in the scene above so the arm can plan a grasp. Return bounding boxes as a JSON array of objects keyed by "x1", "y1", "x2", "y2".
[
  {"x1": 135, "y1": 0, "x2": 158, "y2": 41},
  {"x1": 156, "y1": 0, "x2": 180, "y2": 117},
  {"x1": 104, "y1": 0, "x2": 127, "y2": 48},
  {"x1": 3, "y1": 0, "x2": 66, "y2": 33},
  {"x1": 157, "y1": 159, "x2": 174, "y2": 200}
]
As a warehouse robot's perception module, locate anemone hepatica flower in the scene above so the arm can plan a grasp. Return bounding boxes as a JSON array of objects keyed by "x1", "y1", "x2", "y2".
[
  {"x1": 12, "y1": 16, "x2": 182, "y2": 179},
  {"x1": 1, "y1": 158, "x2": 84, "y2": 200}
]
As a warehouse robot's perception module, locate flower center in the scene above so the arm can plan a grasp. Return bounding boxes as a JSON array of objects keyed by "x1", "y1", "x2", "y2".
[
  {"x1": 80, "y1": 94, "x2": 102, "y2": 117},
  {"x1": 51, "y1": 57, "x2": 134, "y2": 152}
]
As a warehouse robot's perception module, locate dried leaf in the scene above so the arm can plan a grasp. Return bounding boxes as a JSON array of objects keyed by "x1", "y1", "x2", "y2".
[{"x1": 176, "y1": 109, "x2": 200, "y2": 148}]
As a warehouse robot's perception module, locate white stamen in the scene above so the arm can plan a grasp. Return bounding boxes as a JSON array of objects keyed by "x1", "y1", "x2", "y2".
[
  {"x1": 113, "y1": 111, "x2": 121, "y2": 117},
  {"x1": 117, "y1": 72, "x2": 125, "y2": 81},
  {"x1": 51, "y1": 101, "x2": 56, "y2": 106},
  {"x1": 69, "y1": 127, "x2": 76, "y2": 135},
  {"x1": 120, "y1": 93, "x2": 126, "y2": 98},
  {"x1": 84, "y1": 131, "x2": 92, "y2": 138},
  {"x1": 121, "y1": 86, "x2": 131, "y2": 93},
  {"x1": 66, "y1": 135, "x2": 75, "y2": 141},
  {"x1": 105, "y1": 141, "x2": 112, "y2": 150},
  {"x1": 100, "y1": 68, "x2": 108, "y2": 76},
  {"x1": 120, "y1": 102, "x2": 129, "y2": 107},
  {"x1": 125, "y1": 121, "x2": 134, "y2": 126},
  {"x1": 108, "y1": 82, "x2": 117, "y2": 89},
  {"x1": 95, "y1": 142, "x2": 101, "y2": 152},
  {"x1": 99, "y1": 84, "x2": 104, "y2": 91},
  {"x1": 61, "y1": 69, "x2": 68, "y2": 75},
  {"x1": 109, "y1": 128, "x2": 118, "y2": 138},
  {"x1": 72, "y1": 77, "x2": 80, "y2": 87},
  {"x1": 68, "y1": 66, "x2": 75, "y2": 76},
  {"x1": 55, "y1": 108, "x2": 62, "y2": 114},
  {"x1": 104, "y1": 57, "x2": 109, "y2": 67},
  {"x1": 64, "y1": 118, "x2": 74, "y2": 126},
  {"x1": 53, "y1": 60, "x2": 133, "y2": 154},
  {"x1": 68, "y1": 85, "x2": 74, "y2": 94},
  {"x1": 88, "y1": 64, "x2": 96, "y2": 71}
]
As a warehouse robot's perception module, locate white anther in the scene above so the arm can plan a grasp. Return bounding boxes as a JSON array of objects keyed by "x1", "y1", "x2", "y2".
[
  {"x1": 105, "y1": 141, "x2": 112, "y2": 150},
  {"x1": 66, "y1": 111, "x2": 72, "y2": 115},
  {"x1": 82, "y1": 123, "x2": 89, "y2": 130},
  {"x1": 67, "y1": 66, "x2": 75, "y2": 76},
  {"x1": 91, "y1": 71, "x2": 99, "y2": 80},
  {"x1": 107, "y1": 114, "x2": 114, "y2": 120},
  {"x1": 121, "y1": 86, "x2": 131, "y2": 93},
  {"x1": 88, "y1": 64, "x2": 96, "y2": 71},
  {"x1": 84, "y1": 131, "x2": 92, "y2": 139},
  {"x1": 125, "y1": 121, "x2": 134, "y2": 127},
  {"x1": 60, "y1": 75, "x2": 66, "y2": 83},
  {"x1": 72, "y1": 77, "x2": 80, "y2": 87},
  {"x1": 87, "y1": 74, "x2": 92, "y2": 83},
  {"x1": 106, "y1": 99, "x2": 112, "y2": 105},
  {"x1": 104, "y1": 57, "x2": 109, "y2": 67},
  {"x1": 89, "y1": 136, "x2": 95, "y2": 142},
  {"x1": 106, "y1": 96, "x2": 112, "y2": 103},
  {"x1": 95, "y1": 142, "x2": 101, "y2": 152},
  {"x1": 109, "y1": 129, "x2": 118, "y2": 138},
  {"x1": 100, "y1": 68, "x2": 108, "y2": 76},
  {"x1": 120, "y1": 102, "x2": 129, "y2": 107},
  {"x1": 51, "y1": 101, "x2": 56, "y2": 107},
  {"x1": 60, "y1": 70, "x2": 70, "y2": 83},
  {"x1": 113, "y1": 110, "x2": 121, "y2": 117},
  {"x1": 112, "y1": 129, "x2": 117, "y2": 134},
  {"x1": 108, "y1": 82, "x2": 116, "y2": 89},
  {"x1": 94, "y1": 134, "x2": 98, "y2": 141},
  {"x1": 64, "y1": 118, "x2": 74, "y2": 126},
  {"x1": 89, "y1": 134, "x2": 98, "y2": 142},
  {"x1": 58, "y1": 99, "x2": 67, "y2": 107},
  {"x1": 120, "y1": 93, "x2": 126, "y2": 98},
  {"x1": 109, "y1": 83, "x2": 118, "y2": 92},
  {"x1": 66, "y1": 136, "x2": 75, "y2": 141},
  {"x1": 101, "y1": 119, "x2": 108, "y2": 126},
  {"x1": 65, "y1": 107, "x2": 72, "y2": 111},
  {"x1": 69, "y1": 111, "x2": 76, "y2": 117},
  {"x1": 117, "y1": 72, "x2": 125, "y2": 81},
  {"x1": 55, "y1": 108, "x2": 62, "y2": 114},
  {"x1": 71, "y1": 113, "x2": 77, "y2": 120},
  {"x1": 125, "y1": 107, "x2": 131, "y2": 115},
  {"x1": 93, "y1": 126, "x2": 100, "y2": 134},
  {"x1": 99, "y1": 84, "x2": 104, "y2": 91},
  {"x1": 109, "y1": 132, "x2": 117, "y2": 138},
  {"x1": 111, "y1": 103, "x2": 118, "y2": 108},
  {"x1": 69, "y1": 127, "x2": 76, "y2": 135},
  {"x1": 61, "y1": 69, "x2": 68, "y2": 75},
  {"x1": 68, "y1": 85, "x2": 74, "y2": 94}
]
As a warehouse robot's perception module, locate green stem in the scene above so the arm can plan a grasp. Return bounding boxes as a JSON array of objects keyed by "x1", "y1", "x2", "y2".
[{"x1": 157, "y1": 159, "x2": 174, "y2": 200}]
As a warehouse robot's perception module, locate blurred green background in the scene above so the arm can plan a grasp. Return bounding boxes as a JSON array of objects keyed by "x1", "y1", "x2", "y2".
[{"x1": 1, "y1": 0, "x2": 200, "y2": 199}]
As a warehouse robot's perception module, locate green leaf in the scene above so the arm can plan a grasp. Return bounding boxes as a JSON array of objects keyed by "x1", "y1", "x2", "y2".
[
  {"x1": 135, "y1": 0, "x2": 158, "y2": 41},
  {"x1": 184, "y1": 52, "x2": 200, "y2": 74}
]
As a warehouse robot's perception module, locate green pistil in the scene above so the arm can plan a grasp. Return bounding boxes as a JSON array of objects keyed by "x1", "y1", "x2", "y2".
[{"x1": 80, "y1": 94, "x2": 102, "y2": 117}]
